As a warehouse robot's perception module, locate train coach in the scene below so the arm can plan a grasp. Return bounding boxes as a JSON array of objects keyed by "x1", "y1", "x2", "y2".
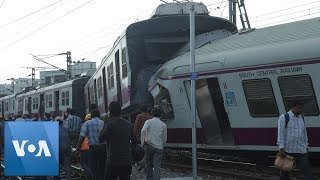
[
  {"x1": 148, "y1": 17, "x2": 320, "y2": 155},
  {"x1": 84, "y1": 2, "x2": 237, "y2": 119},
  {"x1": 0, "y1": 77, "x2": 89, "y2": 119}
]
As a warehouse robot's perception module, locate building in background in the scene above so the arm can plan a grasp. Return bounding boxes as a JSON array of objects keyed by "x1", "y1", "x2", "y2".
[
  {"x1": 0, "y1": 84, "x2": 11, "y2": 97},
  {"x1": 40, "y1": 61, "x2": 96, "y2": 86},
  {"x1": 0, "y1": 78, "x2": 40, "y2": 95}
]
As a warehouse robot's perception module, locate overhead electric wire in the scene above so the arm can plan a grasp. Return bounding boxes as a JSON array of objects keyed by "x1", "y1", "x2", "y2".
[
  {"x1": 0, "y1": 0, "x2": 65, "y2": 31},
  {"x1": 3, "y1": 0, "x2": 94, "y2": 49},
  {"x1": 257, "y1": 10, "x2": 320, "y2": 28},
  {"x1": 0, "y1": 0, "x2": 5, "y2": 10},
  {"x1": 253, "y1": 0, "x2": 320, "y2": 17},
  {"x1": 252, "y1": 5, "x2": 320, "y2": 23}
]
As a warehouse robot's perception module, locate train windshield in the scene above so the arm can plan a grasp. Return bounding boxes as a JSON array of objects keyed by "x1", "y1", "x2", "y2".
[{"x1": 144, "y1": 37, "x2": 188, "y2": 62}]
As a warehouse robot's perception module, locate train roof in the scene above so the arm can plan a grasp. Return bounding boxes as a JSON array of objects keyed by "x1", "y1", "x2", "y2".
[
  {"x1": 0, "y1": 94, "x2": 15, "y2": 101},
  {"x1": 15, "y1": 77, "x2": 89, "y2": 98},
  {"x1": 150, "y1": 2, "x2": 209, "y2": 18},
  {"x1": 87, "y1": 2, "x2": 237, "y2": 85},
  {"x1": 153, "y1": 17, "x2": 320, "y2": 78}
]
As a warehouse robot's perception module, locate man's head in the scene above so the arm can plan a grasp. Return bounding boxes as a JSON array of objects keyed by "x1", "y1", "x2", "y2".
[
  {"x1": 70, "y1": 109, "x2": 76, "y2": 115},
  {"x1": 91, "y1": 109, "x2": 101, "y2": 119},
  {"x1": 151, "y1": 107, "x2": 162, "y2": 118},
  {"x1": 85, "y1": 114, "x2": 91, "y2": 121},
  {"x1": 0, "y1": 115, "x2": 3, "y2": 121},
  {"x1": 290, "y1": 100, "x2": 304, "y2": 116},
  {"x1": 140, "y1": 105, "x2": 150, "y2": 113},
  {"x1": 109, "y1": 101, "x2": 121, "y2": 117}
]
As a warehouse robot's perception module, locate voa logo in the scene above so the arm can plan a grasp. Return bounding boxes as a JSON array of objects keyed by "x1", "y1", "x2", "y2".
[
  {"x1": 5, "y1": 122, "x2": 59, "y2": 176},
  {"x1": 12, "y1": 140, "x2": 51, "y2": 157}
]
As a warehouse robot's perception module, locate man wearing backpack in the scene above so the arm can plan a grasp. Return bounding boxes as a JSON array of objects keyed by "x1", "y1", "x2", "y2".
[{"x1": 277, "y1": 100, "x2": 313, "y2": 180}]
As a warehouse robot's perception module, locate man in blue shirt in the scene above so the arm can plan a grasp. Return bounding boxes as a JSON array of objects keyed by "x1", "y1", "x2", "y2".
[
  {"x1": 277, "y1": 100, "x2": 313, "y2": 180},
  {"x1": 77, "y1": 109, "x2": 105, "y2": 180}
]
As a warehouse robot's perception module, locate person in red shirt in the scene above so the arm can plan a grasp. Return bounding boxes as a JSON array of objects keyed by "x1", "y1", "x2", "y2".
[{"x1": 134, "y1": 105, "x2": 153, "y2": 144}]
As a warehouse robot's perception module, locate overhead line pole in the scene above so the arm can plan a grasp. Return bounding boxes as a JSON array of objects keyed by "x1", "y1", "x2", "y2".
[{"x1": 189, "y1": 1, "x2": 197, "y2": 179}]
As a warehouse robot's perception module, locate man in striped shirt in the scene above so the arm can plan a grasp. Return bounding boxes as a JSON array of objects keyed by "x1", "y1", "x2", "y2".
[
  {"x1": 277, "y1": 100, "x2": 313, "y2": 180},
  {"x1": 66, "y1": 108, "x2": 82, "y2": 147},
  {"x1": 77, "y1": 109, "x2": 106, "y2": 180}
]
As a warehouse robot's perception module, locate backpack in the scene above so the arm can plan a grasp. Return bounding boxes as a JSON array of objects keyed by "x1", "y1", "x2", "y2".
[{"x1": 284, "y1": 113, "x2": 305, "y2": 128}]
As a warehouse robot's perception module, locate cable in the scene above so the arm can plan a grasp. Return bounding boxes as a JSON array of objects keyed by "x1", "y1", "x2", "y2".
[
  {"x1": 253, "y1": 0, "x2": 320, "y2": 18},
  {"x1": 257, "y1": 11, "x2": 320, "y2": 28},
  {"x1": 0, "y1": 0, "x2": 65, "y2": 31},
  {"x1": 252, "y1": 5, "x2": 320, "y2": 23},
  {"x1": 206, "y1": 0, "x2": 228, "y2": 7},
  {"x1": 2, "y1": 0, "x2": 94, "y2": 49},
  {"x1": 0, "y1": 1, "x2": 65, "y2": 45},
  {"x1": 0, "y1": 0, "x2": 5, "y2": 10},
  {"x1": 219, "y1": 1, "x2": 228, "y2": 17}
]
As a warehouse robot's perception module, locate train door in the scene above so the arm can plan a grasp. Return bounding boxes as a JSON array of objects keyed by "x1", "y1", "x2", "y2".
[
  {"x1": 185, "y1": 78, "x2": 234, "y2": 145},
  {"x1": 206, "y1": 78, "x2": 234, "y2": 145},
  {"x1": 115, "y1": 50, "x2": 122, "y2": 106},
  {"x1": 54, "y1": 91, "x2": 59, "y2": 113},
  {"x1": 27, "y1": 97, "x2": 32, "y2": 115},
  {"x1": 39, "y1": 94, "x2": 45, "y2": 117},
  {"x1": 1, "y1": 101, "x2": 3, "y2": 116},
  {"x1": 102, "y1": 67, "x2": 108, "y2": 112},
  {"x1": 94, "y1": 79, "x2": 98, "y2": 105},
  {"x1": 87, "y1": 87, "x2": 92, "y2": 111}
]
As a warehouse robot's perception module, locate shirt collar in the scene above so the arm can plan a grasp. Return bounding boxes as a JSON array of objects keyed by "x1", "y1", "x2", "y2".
[{"x1": 288, "y1": 110, "x2": 302, "y2": 118}]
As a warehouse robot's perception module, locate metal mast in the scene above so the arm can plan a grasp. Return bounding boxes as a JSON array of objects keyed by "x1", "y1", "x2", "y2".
[
  {"x1": 229, "y1": 0, "x2": 237, "y2": 25},
  {"x1": 189, "y1": 1, "x2": 197, "y2": 179}
]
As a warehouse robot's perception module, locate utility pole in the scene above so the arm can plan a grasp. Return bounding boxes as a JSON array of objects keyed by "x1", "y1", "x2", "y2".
[
  {"x1": 6, "y1": 78, "x2": 14, "y2": 94},
  {"x1": 229, "y1": 0, "x2": 237, "y2": 25},
  {"x1": 189, "y1": 1, "x2": 197, "y2": 179},
  {"x1": 58, "y1": 51, "x2": 72, "y2": 80},
  {"x1": 31, "y1": 68, "x2": 36, "y2": 88},
  {"x1": 67, "y1": 51, "x2": 72, "y2": 80}
]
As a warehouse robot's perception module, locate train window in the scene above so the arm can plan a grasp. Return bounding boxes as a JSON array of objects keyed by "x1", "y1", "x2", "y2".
[
  {"x1": 154, "y1": 85, "x2": 174, "y2": 119},
  {"x1": 25, "y1": 99, "x2": 28, "y2": 111},
  {"x1": 90, "y1": 87, "x2": 95, "y2": 104},
  {"x1": 45, "y1": 94, "x2": 53, "y2": 108},
  {"x1": 66, "y1": 91, "x2": 70, "y2": 106},
  {"x1": 107, "y1": 63, "x2": 115, "y2": 89},
  {"x1": 242, "y1": 78, "x2": 279, "y2": 117},
  {"x1": 121, "y1": 48, "x2": 128, "y2": 78},
  {"x1": 32, "y1": 97, "x2": 38, "y2": 110},
  {"x1": 98, "y1": 76, "x2": 102, "y2": 98},
  {"x1": 61, "y1": 91, "x2": 70, "y2": 106},
  {"x1": 278, "y1": 74, "x2": 319, "y2": 116},
  {"x1": 4, "y1": 102, "x2": 8, "y2": 112},
  {"x1": 12, "y1": 100, "x2": 15, "y2": 110}
]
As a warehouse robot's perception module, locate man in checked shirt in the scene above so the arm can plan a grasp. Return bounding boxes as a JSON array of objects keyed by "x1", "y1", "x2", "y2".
[{"x1": 277, "y1": 100, "x2": 313, "y2": 180}]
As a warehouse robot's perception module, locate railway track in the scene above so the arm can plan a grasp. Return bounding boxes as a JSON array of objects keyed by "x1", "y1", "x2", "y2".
[
  {"x1": 164, "y1": 150, "x2": 320, "y2": 179},
  {"x1": 0, "y1": 150, "x2": 85, "y2": 180}
]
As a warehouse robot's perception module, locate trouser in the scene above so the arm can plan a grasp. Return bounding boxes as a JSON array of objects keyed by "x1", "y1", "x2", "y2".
[
  {"x1": 70, "y1": 132, "x2": 79, "y2": 148},
  {"x1": 105, "y1": 165, "x2": 132, "y2": 180},
  {"x1": 89, "y1": 144, "x2": 106, "y2": 180},
  {"x1": 80, "y1": 150, "x2": 92, "y2": 179},
  {"x1": 145, "y1": 144, "x2": 163, "y2": 180},
  {"x1": 280, "y1": 153, "x2": 313, "y2": 180},
  {"x1": 54, "y1": 148, "x2": 71, "y2": 180}
]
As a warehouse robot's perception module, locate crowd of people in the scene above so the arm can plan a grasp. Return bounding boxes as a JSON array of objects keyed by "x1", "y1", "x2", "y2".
[
  {"x1": 0, "y1": 100, "x2": 316, "y2": 180},
  {"x1": 1, "y1": 102, "x2": 167, "y2": 180}
]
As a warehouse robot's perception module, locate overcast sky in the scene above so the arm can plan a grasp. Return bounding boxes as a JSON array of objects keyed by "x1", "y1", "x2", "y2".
[{"x1": 0, "y1": 0, "x2": 319, "y2": 84}]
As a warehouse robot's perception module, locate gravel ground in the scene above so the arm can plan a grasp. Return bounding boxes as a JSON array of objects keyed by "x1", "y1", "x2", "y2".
[{"x1": 130, "y1": 165, "x2": 238, "y2": 180}]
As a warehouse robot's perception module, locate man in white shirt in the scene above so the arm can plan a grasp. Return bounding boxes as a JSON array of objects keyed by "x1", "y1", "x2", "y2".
[
  {"x1": 141, "y1": 108, "x2": 167, "y2": 180},
  {"x1": 277, "y1": 100, "x2": 313, "y2": 180}
]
